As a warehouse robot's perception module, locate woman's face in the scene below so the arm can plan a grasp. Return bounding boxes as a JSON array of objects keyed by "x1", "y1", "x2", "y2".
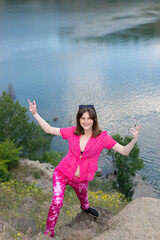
[{"x1": 80, "y1": 112, "x2": 94, "y2": 132}]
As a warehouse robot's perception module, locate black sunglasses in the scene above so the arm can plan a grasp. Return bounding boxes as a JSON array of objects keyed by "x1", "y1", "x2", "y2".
[{"x1": 79, "y1": 105, "x2": 94, "y2": 109}]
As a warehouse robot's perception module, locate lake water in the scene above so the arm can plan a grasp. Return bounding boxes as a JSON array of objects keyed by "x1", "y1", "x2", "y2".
[{"x1": 0, "y1": 0, "x2": 160, "y2": 197}]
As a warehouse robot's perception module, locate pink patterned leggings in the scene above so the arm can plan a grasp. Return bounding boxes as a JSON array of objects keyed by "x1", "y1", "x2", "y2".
[{"x1": 45, "y1": 167, "x2": 89, "y2": 238}]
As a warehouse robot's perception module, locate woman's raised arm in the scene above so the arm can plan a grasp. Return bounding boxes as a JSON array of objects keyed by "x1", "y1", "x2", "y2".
[
  {"x1": 111, "y1": 125, "x2": 142, "y2": 156},
  {"x1": 28, "y1": 99, "x2": 61, "y2": 136}
]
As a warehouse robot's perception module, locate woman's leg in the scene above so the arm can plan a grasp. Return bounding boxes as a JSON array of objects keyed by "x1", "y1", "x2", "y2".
[
  {"x1": 45, "y1": 168, "x2": 67, "y2": 238},
  {"x1": 71, "y1": 178, "x2": 99, "y2": 217},
  {"x1": 70, "y1": 178, "x2": 89, "y2": 210}
]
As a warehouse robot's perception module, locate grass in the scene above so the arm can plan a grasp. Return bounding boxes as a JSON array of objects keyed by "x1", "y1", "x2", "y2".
[{"x1": 0, "y1": 177, "x2": 128, "y2": 239}]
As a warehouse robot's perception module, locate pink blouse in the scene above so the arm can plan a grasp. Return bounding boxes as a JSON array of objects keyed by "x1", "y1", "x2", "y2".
[{"x1": 57, "y1": 126, "x2": 117, "y2": 181}]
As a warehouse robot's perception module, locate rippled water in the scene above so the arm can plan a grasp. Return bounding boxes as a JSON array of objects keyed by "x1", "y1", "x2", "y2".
[{"x1": 0, "y1": 0, "x2": 160, "y2": 196}]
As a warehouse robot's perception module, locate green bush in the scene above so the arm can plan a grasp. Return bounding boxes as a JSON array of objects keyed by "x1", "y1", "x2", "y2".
[
  {"x1": 33, "y1": 171, "x2": 40, "y2": 179},
  {"x1": 95, "y1": 171, "x2": 102, "y2": 177},
  {"x1": 108, "y1": 134, "x2": 144, "y2": 200},
  {"x1": 0, "y1": 139, "x2": 22, "y2": 182},
  {"x1": 42, "y1": 150, "x2": 63, "y2": 167}
]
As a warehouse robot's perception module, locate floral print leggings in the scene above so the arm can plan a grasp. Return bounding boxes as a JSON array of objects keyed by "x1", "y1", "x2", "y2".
[{"x1": 45, "y1": 167, "x2": 89, "y2": 238}]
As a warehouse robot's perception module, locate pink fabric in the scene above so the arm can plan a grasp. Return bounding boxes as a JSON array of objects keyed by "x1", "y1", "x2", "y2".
[
  {"x1": 45, "y1": 167, "x2": 89, "y2": 238},
  {"x1": 58, "y1": 126, "x2": 117, "y2": 181}
]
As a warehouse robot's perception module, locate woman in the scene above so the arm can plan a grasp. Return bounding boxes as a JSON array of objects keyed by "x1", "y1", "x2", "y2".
[{"x1": 28, "y1": 100, "x2": 142, "y2": 238}]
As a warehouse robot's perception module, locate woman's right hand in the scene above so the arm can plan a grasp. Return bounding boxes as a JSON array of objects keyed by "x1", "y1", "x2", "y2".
[{"x1": 28, "y1": 99, "x2": 37, "y2": 115}]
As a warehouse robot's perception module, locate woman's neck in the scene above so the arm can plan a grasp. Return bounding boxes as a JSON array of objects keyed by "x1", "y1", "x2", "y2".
[{"x1": 84, "y1": 129, "x2": 93, "y2": 137}]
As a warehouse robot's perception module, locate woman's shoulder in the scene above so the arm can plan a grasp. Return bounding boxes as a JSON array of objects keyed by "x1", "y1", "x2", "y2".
[
  {"x1": 60, "y1": 126, "x2": 76, "y2": 139},
  {"x1": 69, "y1": 126, "x2": 76, "y2": 134},
  {"x1": 92, "y1": 130, "x2": 108, "y2": 140},
  {"x1": 99, "y1": 130, "x2": 108, "y2": 137}
]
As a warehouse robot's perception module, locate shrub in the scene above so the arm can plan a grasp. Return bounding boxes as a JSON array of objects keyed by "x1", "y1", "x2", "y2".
[
  {"x1": 0, "y1": 139, "x2": 22, "y2": 182},
  {"x1": 42, "y1": 150, "x2": 63, "y2": 167},
  {"x1": 108, "y1": 134, "x2": 144, "y2": 200}
]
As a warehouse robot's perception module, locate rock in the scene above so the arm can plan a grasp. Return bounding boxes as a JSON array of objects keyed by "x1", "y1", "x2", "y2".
[
  {"x1": 132, "y1": 175, "x2": 158, "y2": 199},
  {"x1": 11, "y1": 159, "x2": 54, "y2": 191},
  {"x1": 0, "y1": 219, "x2": 24, "y2": 240},
  {"x1": 35, "y1": 232, "x2": 54, "y2": 240},
  {"x1": 26, "y1": 227, "x2": 32, "y2": 235},
  {"x1": 48, "y1": 163, "x2": 54, "y2": 169},
  {"x1": 15, "y1": 196, "x2": 41, "y2": 235},
  {"x1": 92, "y1": 197, "x2": 160, "y2": 240},
  {"x1": 59, "y1": 207, "x2": 113, "y2": 240},
  {"x1": 130, "y1": 175, "x2": 139, "y2": 186}
]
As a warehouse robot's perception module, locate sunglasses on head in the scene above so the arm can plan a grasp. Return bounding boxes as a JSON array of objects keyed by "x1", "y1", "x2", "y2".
[{"x1": 79, "y1": 105, "x2": 94, "y2": 109}]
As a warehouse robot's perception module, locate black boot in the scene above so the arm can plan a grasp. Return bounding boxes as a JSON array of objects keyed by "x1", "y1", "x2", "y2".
[{"x1": 81, "y1": 206, "x2": 99, "y2": 217}]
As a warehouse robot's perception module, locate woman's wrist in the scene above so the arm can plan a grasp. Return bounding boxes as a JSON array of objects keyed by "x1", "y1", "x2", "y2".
[
  {"x1": 32, "y1": 112, "x2": 38, "y2": 117},
  {"x1": 133, "y1": 137, "x2": 138, "y2": 142}
]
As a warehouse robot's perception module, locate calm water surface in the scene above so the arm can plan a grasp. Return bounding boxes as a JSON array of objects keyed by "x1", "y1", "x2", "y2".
[{"x1": 0, "y1": 0, "x2": 160, "y2": 196}]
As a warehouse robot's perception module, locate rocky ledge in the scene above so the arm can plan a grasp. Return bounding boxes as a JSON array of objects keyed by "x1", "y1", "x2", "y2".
[{"x1": 93, "y1": 197, "x2": 160, "y2": 240}]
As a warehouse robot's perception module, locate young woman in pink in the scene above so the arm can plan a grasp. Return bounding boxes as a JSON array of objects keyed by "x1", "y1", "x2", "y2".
[{"x1": 28, "y1": 100, "x2": 142, "y2": 238}]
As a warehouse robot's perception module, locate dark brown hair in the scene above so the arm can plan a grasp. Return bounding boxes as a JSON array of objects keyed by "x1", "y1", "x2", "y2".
[{"x1": 74, "y1": 107, "x2": 102, "y2": 138}]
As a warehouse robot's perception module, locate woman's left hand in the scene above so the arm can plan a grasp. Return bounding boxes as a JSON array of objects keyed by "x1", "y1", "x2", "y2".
[{"x1": 128, "y1": 125, "x2": 142, "y2": 140}]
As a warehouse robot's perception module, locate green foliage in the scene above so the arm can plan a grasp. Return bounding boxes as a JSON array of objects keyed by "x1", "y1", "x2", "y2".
[
  {"x1": 0, "y1": 91, "x2": 53, "y2": 160},
  {"x1": 42, "y1": 150, "x2": 63, "y2": 167},
  {"x1": 33, "y1": 171, "x2": 40, "y2": 179},
  {"x1": 108, "y1": 134, "x2": 144, "y2": 200},
  {"x1": 95, "y1": 171, "x2": 102, "y2": 177},
  {"x1": 0, "y1": 139, "x2": 22, "y2": 181}
]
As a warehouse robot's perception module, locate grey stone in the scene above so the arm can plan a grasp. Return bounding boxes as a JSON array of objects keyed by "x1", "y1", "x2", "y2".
[{"x1": 92, "y1": 198, "x2": 160, "y2": 240}]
